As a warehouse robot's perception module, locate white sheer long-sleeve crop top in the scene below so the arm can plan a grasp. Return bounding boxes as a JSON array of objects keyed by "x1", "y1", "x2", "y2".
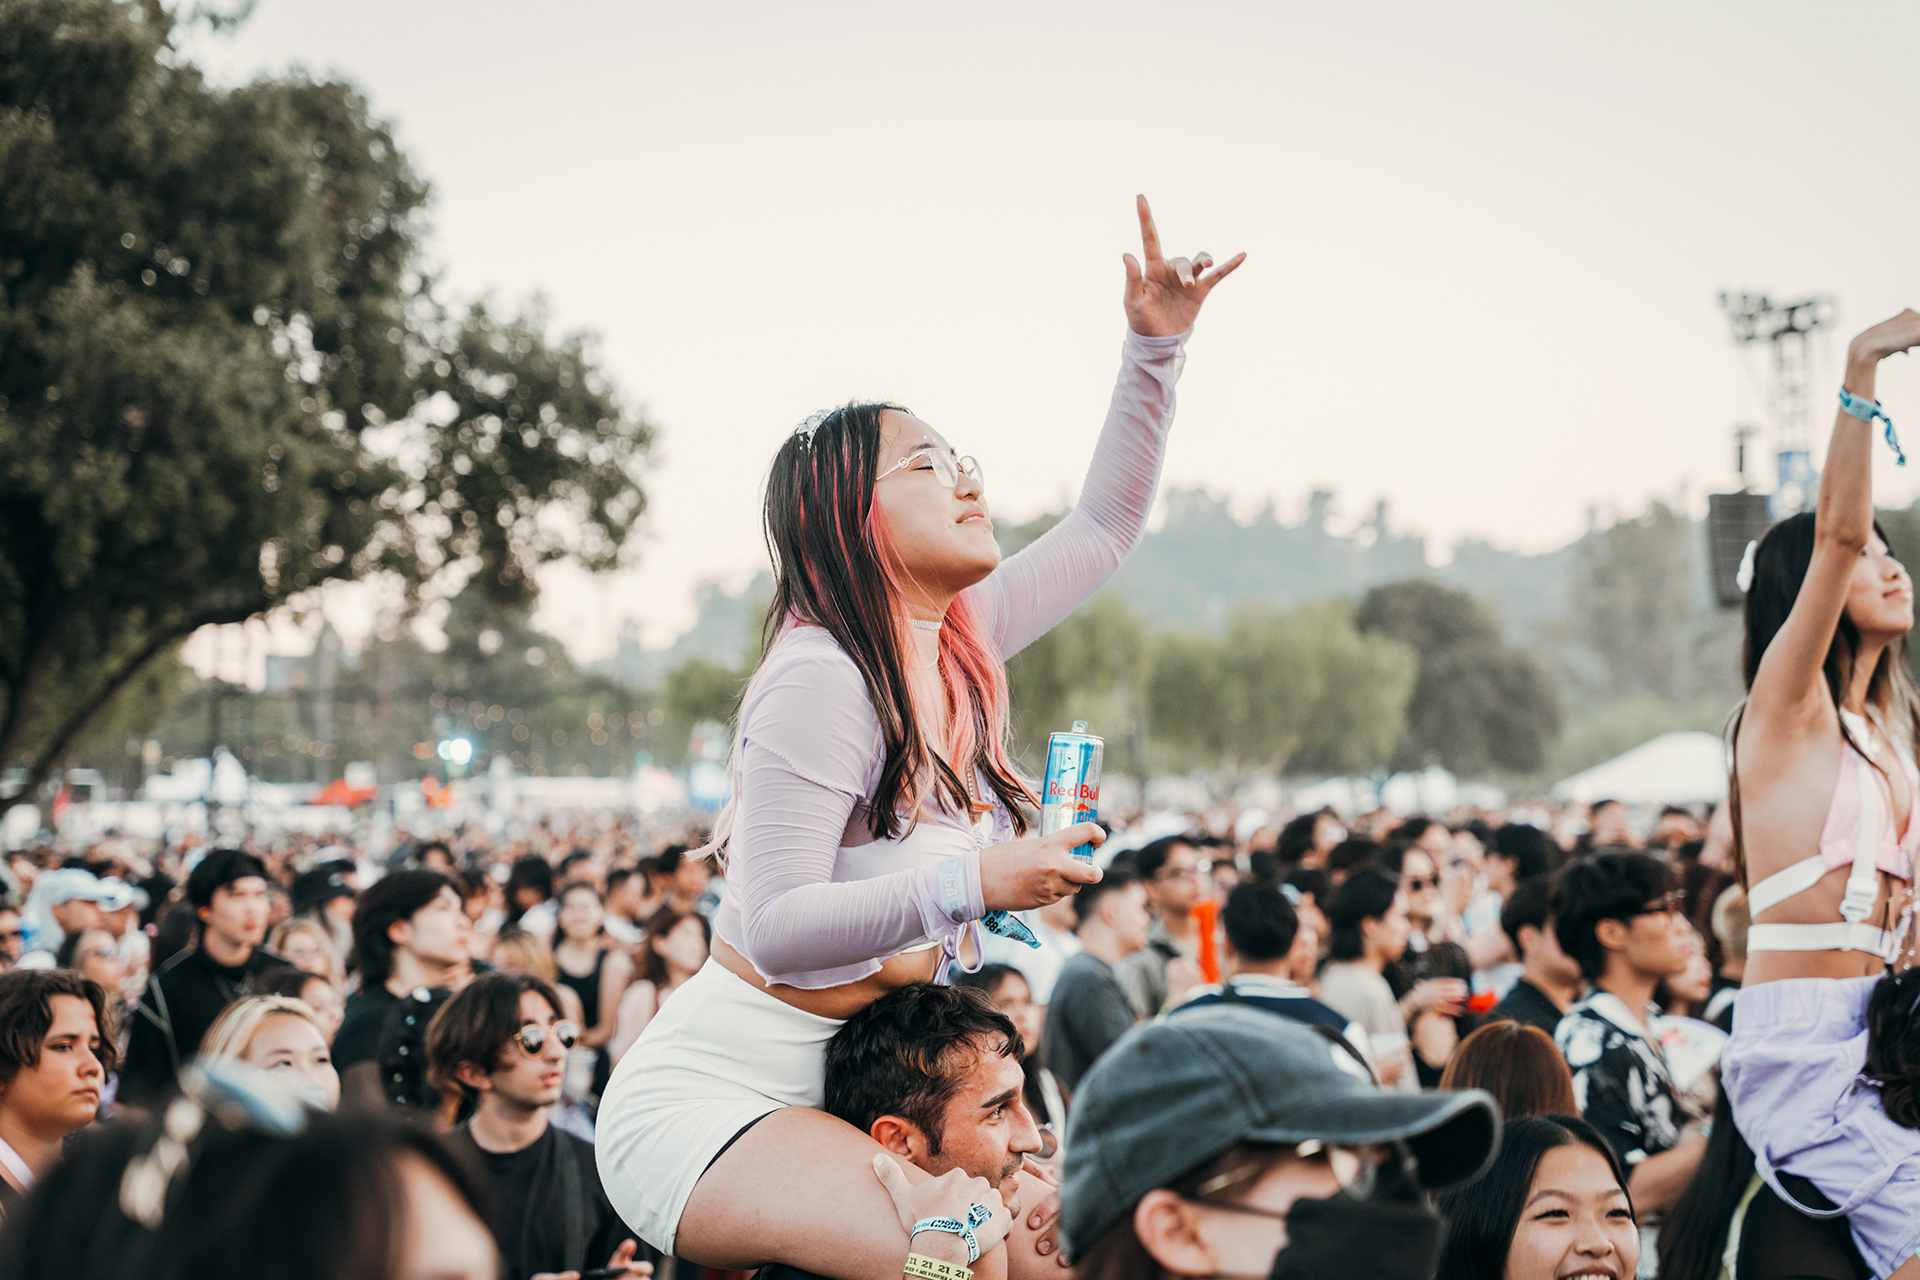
[{"x1": 711, "y1": 327, "x2": 1187, "y2": 990}]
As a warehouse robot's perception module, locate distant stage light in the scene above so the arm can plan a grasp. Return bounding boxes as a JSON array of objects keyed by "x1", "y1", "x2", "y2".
[{"x1": 436, "y1": 738, "x2": 473, "y2": 765}]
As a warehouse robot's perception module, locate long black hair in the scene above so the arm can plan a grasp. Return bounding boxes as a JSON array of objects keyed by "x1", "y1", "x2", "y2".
[
  {"x1": 750, "y1": 401, "x2": 1031, "y2": 841},
  {"x1": 1435, "y1": 1114, "x2": 1632, "y2": 1280},
  {"x1": 0, "y1": 1110, "x2": 494, "y2": 1280},
  {"x1": 1864, "y1": 964, "x2": 1920, "y2": 1130},
  {"x1": 1729, "y1": 511, "x2": 1920, "y2": 883},
  {"x1": 1657, "y1": 1088, "x2": 1756, "y2": 1280}
]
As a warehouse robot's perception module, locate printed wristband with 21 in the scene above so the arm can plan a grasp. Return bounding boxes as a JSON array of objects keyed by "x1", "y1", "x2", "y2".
[{"x1": 904, "y1": 1254, "x2": 973, "y2": 1280}]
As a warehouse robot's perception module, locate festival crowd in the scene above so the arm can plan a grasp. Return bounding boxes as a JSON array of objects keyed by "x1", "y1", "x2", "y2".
[
  {"x1": 0, "y1": 796, "x2": 1819, "y2": 1280},
  {"x1": 0, "y1": 199, "x2": 1913, "y2": 1280}
]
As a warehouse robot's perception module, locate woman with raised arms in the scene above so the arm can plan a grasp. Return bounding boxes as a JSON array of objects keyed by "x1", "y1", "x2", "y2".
[
  {"x1": 1725, "y1": 307, "x2": 1920, "y2": 1280},
  {"x1": 596, "y1": 197, "x2": 1243, "y2": 1280}
]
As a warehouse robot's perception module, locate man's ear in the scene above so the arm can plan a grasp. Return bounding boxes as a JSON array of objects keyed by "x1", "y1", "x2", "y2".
[
  {"x1": 452, "y1": 1061, "x2": 494, "y2": 1096},
  {"x1": 388, "y1": 916, "x2": 413, "y2": 951},
  {"x1": 868, "y1": 1115, "x2": 925, "y2": 1163},
  {"x1": 1134, "y1": 1189, "x2": 1214, "y2": 1277},
  {"x1": 1594, "y1": 917, "x2": 1630, "y2": 954}
]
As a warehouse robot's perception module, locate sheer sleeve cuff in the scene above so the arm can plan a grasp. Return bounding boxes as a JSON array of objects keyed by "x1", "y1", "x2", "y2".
[{"x1": 1124, "y1": 328, "x2": 1189, "y2": 354}]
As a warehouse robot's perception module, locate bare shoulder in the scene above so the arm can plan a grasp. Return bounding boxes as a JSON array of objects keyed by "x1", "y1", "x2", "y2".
[
  {"x1": 1735, "y1": 695, "x2": 1840, "y2": 787},
  {"x1": 1004, "y1": 1171, "x2": 1064, "y2": 1280}
]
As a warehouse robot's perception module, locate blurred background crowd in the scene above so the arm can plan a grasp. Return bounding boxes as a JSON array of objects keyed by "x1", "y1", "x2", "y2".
[{"x1": 0, "y1": 788, "x2": 1773, "y2": 1279}]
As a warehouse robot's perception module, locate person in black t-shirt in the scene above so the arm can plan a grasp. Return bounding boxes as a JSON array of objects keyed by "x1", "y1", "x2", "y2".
[
  {"x1": 119, "y1": 849, "x2": 285, "y2": 1109},
  {"x1": 427, "y1": 972, "x2": 652, "y2": 1280},
  {"x1": 335, "y1": 870, "x2": 473, "y2": 1111},
  {"x1": 1484, "y1": 876, "x2": 1584, "y2": 1039}
]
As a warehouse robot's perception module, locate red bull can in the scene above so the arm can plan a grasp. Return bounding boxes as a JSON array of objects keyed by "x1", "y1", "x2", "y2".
[{"x1": 1040, "y1": 720, "x2": 1104, "y2": 861}]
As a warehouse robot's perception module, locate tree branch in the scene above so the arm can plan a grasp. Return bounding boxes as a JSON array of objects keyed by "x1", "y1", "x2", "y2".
[
  {"x1": 0, "y1": 619, "x2": 227, "y2": 820},
  {"x1": 0, "y1": 625, "x2": 59, "y2": 772}
]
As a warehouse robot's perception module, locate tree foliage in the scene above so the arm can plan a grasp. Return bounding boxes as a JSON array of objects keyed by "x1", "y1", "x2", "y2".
[
  {"x1": 1356, "y1": 579, "x2": 1560, "y2": 775},
  {"x1": 663, "y1": 657, "x2": 747, "y2": 748},
  {"x1": 0, "y1": 0, "x2": 652, "y2": 810},
  {"x1": 1147, "y1": 601, "x2": 1416, "y2": 776},
  {"x1": 1006, "y1": 592, "x2": 1151, "y2": 764},
  {"x1": 1568, "y1": 501, "x2": 1711, "y2": 705}
]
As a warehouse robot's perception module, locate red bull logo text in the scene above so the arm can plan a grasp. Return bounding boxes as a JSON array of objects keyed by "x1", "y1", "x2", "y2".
[{"x1": 1039, "y1": 721, "x2": 1104, "y2": 861}]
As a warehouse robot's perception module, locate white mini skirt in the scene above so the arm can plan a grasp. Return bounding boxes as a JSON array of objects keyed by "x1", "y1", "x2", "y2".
[{"x1": 594, "y1": 958, "x2": 846, "y2": 1255}]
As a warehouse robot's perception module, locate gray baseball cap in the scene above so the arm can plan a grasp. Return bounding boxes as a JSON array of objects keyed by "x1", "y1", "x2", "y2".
[{"x1": 1060, "y1": 1006, "x2": 1501, "y2": 1257}]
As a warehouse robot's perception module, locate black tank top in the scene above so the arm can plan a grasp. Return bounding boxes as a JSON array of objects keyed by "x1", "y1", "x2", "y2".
[{"x1": 556, "y1": 947, "x2": 608, "y2": 1027}]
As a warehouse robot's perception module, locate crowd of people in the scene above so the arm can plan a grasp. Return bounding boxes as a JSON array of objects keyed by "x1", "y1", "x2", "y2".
[
  {"x1": 0, "y1": 791, "x2": 1819, "y2": 1280},
  {"x1": 0, "y1": 817, "x2": 711, "y2": 1277},
  {"x1": 0, "y1": 200, "x2": 1915, "y2": 1280}
]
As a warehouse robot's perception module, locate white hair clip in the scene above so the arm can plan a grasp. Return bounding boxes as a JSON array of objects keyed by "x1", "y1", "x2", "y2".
[
  {"x1": 795, "y1": 408, "x2": 834, "y2": 444},
  {"x1": 1736, "y1": 539, "x2": 1758, "y2": 594}
]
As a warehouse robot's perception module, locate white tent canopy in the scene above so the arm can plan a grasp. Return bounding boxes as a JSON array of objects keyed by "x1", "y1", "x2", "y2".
[{"x1": 1551, "y1": 731, "x2": 1729, "y2": 806}]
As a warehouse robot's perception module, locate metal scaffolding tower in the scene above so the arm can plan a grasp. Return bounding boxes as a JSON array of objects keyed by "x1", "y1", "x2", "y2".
[{"x1": 1719, "y1": 291, "x2": 1835, "y2": 515}]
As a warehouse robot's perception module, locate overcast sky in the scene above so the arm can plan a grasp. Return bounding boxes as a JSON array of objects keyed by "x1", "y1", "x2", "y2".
[{"x1": 181, "y1": 0, "x2": 1920, "y2": 667}]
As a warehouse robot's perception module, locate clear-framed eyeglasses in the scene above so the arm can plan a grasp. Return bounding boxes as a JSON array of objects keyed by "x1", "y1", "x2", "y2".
[{"x1": 875, "y1": 448, "x2": 985, "y2": 492}]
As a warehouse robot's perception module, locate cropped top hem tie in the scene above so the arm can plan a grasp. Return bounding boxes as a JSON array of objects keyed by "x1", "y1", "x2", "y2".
[
  {"x1": 710, "y1": 327, "x2": 1187, "y2": 991},
  {"x1": 1747, "y1": 708, "x2": 1918, "y2": 964}
]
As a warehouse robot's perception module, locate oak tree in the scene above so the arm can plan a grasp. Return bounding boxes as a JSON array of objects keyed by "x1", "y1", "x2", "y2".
[{"x1": 0, "y1": 0, "x2": 653, "y2": 811}]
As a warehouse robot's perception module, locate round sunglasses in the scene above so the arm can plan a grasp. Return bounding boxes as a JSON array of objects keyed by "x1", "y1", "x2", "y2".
[{"x1": 511, "y1": 1020, "x2": 581, "y2": 1057}]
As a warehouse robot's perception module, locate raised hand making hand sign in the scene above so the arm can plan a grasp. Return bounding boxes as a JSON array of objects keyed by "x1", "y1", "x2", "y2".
[{"x1": 1122, "y1": 194, "x2": 1246, "y2": 337}]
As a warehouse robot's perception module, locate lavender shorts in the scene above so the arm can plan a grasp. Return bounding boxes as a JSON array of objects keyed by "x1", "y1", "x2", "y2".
[{"x1": 1725, "y1": 977, "x2": 1920, "y2": 1280}]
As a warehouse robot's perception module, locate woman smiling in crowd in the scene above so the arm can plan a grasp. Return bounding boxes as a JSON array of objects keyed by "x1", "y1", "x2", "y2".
[{"x1": 1437, "y1": 1114, "x2": 1638, "y2": 1280}]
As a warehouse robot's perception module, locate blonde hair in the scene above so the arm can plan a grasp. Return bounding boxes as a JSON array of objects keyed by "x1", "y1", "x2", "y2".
[
  {"x1": 489, "y1": 923, "x2": 559, "y2": 983},
  {"x1": 1711, "y1": 884, "x2": 1750, "y2": 962},
  {"x1": 268, "y1": 917, "x2": 345, "y2": 987},
  {"x1": 201, "y1": 996, "x2": 327, "y2": 1064}
]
